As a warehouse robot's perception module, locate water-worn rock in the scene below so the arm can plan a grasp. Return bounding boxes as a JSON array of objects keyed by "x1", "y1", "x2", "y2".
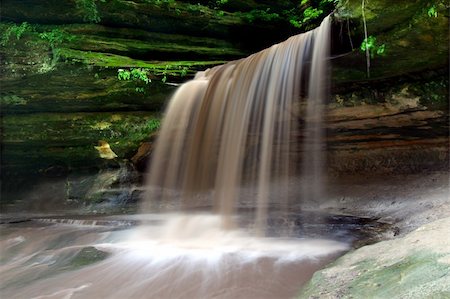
[
  {"x1": 299, "y1": 217, "x2": 450, "y2": 298},
  {"x1": 1, "y1": 0, "x2": 448, "y2": 207},
  {"x1": 325, "y1": 75, "x2": 449, "y2": 175}
]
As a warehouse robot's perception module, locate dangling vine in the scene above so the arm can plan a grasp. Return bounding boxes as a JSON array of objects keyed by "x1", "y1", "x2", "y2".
[
  {"x1": 361, "y1": 0, "x2": 370, "y2": 78},
  {"x1": 360, "y1": 0, "x2": 386, "y2": 78}
]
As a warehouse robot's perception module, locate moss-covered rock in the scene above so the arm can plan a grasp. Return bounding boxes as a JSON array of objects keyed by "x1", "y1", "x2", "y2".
[
  {"x1": 69, "y1": 246, "x2": 110, "y2": 269},
  {"x1": 0, "y1": 0, "x2": 301, "y2": 52},
  {"x1": 299, "y1": 217, "x2": 450, "y2": 298},
  {"x1": 1, "y1": 0, "x2": 448, "y2": 207},
  {"x1": 332, "y1": 0, "x2": 449, "y2": 83},
  {"x1": 1, "y1": 112, "x2": 160, "y2": 174}
]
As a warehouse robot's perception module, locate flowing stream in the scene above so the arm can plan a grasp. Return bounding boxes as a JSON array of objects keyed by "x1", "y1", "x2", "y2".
[{"x1": 0, "y1": 16, "x2": 357, "y2": 299}]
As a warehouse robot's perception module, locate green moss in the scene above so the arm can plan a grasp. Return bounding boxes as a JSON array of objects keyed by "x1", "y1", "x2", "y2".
[
  {"x1": 1, "y1": 112, "x2": 161, "y2": 176},
  {"x1": 59, "y1": 48, "x2": 224, "y2": 74},
  {"x1": 0, "y1": 95, "x2": 27, "y2": 105},
  {"x1": 75, "y1": 0, "x2": 103, "y2": 23},
  {"x1": 66, "y1": 34, "x2": 244, "y2": 59},
  {"x1": 408, "y1": 77, "x2": 449, "y2": 109},
  {"x1": 0, "y1": 22, "x2": 33, "y2": 46},
  {"x1": 300, "y1": 251, "x2": 450, "y2": 298},
  {"x1": 69, "y1": 246, "x2": 110, "y2": 268},
  {"x1": 351, "y1": 253, "x2": 449, "y2": 298},
  {"x1": 333, "y1": 0, "x2": 448, "y2": 83}
]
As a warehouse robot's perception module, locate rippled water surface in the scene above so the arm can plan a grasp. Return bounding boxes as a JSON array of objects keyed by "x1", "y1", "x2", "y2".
[{"x1": 0, "y1": 213, "x2": 371, "y2": 299}]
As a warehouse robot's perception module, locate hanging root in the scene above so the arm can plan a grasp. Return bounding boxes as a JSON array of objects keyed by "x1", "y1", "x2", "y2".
[{"x1": 361, "y1": 0, "x2": 370, "y2": 78}]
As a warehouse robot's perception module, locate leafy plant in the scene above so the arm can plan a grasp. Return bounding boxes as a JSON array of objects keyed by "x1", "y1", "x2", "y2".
[
  {"x1": 186, "y1": 3, "x2": 209, "y2": 14},
  {"x1": 241, "y1": 9, "x2": 280, "y2": 23},
  {"x1": 180, "y1": 67, "x2": 188, "y2": 77},
  {"x1": 39, "y1": 29, "x2": 76, "y2": 48},
  {"x1": 75, "y1": 0, "x2": 105, "y2": 23},
  {"x1": 286, "y1": 0, "x2": 337, "y2": 30},
  {"x1": 161, "y1": 65, "x2": 169, "y2": 83},
  {"x1": 117, "y1": 69, "x2": 131, "y2": 81},
  {"x1": 38, "y1": 29, "x2": 77, "y2": 72},
  {"x1": 131, "y1": 68, "x2": 151, "y2": 84},
  {"x1": 427, "y1": 5, "x2": 438, "y2": 17},
  {"x1": 302, "y1": 7, "x2": 323, "y2": 22},
  {"x1": 1, "y1": 22, "x2": 32, "y2": 46},
  {"x1": 146, "y1": 119, "x2": 161, "y2": 131},
  {"x1": 360, "y1": 35, "x2": 385, "y2": 58},
  {"x1": 118, "y1": 68, "x2": 151, "y2": 93}
]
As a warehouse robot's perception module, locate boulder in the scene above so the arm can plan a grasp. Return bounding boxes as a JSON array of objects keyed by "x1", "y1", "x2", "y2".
[{"x1": 299, "y1": 217, "x2": 450, "y2": 298}]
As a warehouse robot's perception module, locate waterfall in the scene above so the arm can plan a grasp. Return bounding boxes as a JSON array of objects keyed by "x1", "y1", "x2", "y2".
[
  {"x1": 143, "y1": 16, "x2": 331, "y2": 234},
  {"x1": 0, "y1": 17, "x2": 352, "y2": 299}
]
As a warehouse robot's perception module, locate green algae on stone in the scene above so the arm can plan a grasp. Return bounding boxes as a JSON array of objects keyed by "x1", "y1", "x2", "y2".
[
  {"x1": 332, "y1": 0, "x2": 449, "y2": 83},
  {"x1": 301, "y1": 252, "x2": 450, "y2": 299},
  {"x1": 332, "y1": 74, "x2": 449, "y2": 110},
  {"x1": 59, "y1": 48, "x2": 225, "y2": 70},
  {"x1": 0, "y1": 64, "x2": 175, "y2": 113},
  {"x1": 299, "y1": 217, "x2": 450, "y2": 299},
  {"x1": 68, "y1": 246, "x2": 110, "y2": 269},
  {"x1": 1, "y1": 112, "x2": 161, "y2": 176}
]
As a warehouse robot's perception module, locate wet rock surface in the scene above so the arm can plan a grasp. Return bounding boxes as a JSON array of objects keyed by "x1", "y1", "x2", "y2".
[{"x1": 299, "y1": 217, "x2": 450, "y2": 298}]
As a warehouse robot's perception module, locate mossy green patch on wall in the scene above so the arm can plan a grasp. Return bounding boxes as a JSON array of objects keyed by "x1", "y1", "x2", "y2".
[
  {"x1": 59, "y1": 48, "x2": 224, "y2": 74},
  {"x1": 1, "y1": 112, "x2": 161, "y2": 177},
  {"x1": 332, "y1": 0, "x2": 448, "y2": 83}
]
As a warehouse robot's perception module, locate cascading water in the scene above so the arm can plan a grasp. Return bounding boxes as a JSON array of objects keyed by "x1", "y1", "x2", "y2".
[
  {"x1": 0, "y1": 16, "x2": 351, "y2": 299},
  {"x1": 143, "y1": 16, "x2": 331, "y2": 232}
]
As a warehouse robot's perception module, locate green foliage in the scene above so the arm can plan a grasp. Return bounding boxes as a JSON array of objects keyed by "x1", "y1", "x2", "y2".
[
  {"x1": 116, "y1": 65, "x2": 190, "y2": 89},
  {"x1": 75, "y1": 0, "x2": 105, "y2": 23},
  {"x1": 0, "y1": 23, "x2": 75, "y2": 74},
  {"x1": 37, "y1": 29, "x2": 77, "y2": 72},
  {"x1": 285, "y1": 0, "x2": 337, "y2": 30},
  {"x1": 241, "y1": 9, "x2": 280, "y2": 23},
  {"x1": 186, "y1": 3, "x2": 210, "y2": 15},
  {"x1": 118, "y1": 68, "x2": 151, "y2": 84},
  {"x1": 146, "y1": 119, "x2": 161, "y2": 131},
  {"x1": 427, "y1": 5, "x2": 438, "y2": 17},
  {"x1": 118, "y1": 70, "x2": 131, "y2": 81},
  {"x1": 118, "y1": 68, "x2": 151, "y2": 93},
  {"x1": 148, "y1": 0, "x2": 176, "y2": 8},
  {"x1": 180, "y1": 67, "x2": 188, "y2": 77},
  {"x1": 1, "y1": 22, "x2": 32, "y2": 46},
  {"x1": 161, "y1": 65, "x2": 170, "y2": 83},
  {"x1": 360, "y1": 35, "x2": 386, "y2": 58},
  {"x1": 39, "y1": 29, "x2": 76, "y2": 48},
  {"x1": 302, "y1": 7, "x2": 323, "y2": 22},
  {"x1": 106, "y1": 116, "x2": 161, "y2": 141},
  {"x1": 1, "y1": 95, "x2": 28, "y2": 106},
  {"x1": 131, "y1": 68, "x2": 151, "y2": 84}
]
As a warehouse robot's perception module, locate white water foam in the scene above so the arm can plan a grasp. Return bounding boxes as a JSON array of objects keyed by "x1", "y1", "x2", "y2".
[{"x1": 1, "y1": 215, "x2": 348, "y2": 299}]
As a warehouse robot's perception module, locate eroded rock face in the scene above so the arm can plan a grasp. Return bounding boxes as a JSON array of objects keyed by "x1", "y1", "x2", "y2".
[
  {"x1": 332, "y1": 0, "x2": 449, "y2": 83},
  {"x1": 326, "y1": 75, "x2": 448, "y2": 175},
  {"x1": 299, "y1": 217, "x2": 450, "y2": 298},
  {"x1": 1, "y1": 0, "x2": 448, "y2": 207}
]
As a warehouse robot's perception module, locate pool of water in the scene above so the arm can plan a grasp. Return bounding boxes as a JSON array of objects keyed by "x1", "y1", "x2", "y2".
[{"x1": 0, "y1": 212, "x2": 387, "y2": 299}]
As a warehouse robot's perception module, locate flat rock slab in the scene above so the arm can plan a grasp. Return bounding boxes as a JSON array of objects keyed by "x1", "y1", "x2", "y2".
[{"x1": 299, "y1": 216, "x2": 450, "y2": 298}]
